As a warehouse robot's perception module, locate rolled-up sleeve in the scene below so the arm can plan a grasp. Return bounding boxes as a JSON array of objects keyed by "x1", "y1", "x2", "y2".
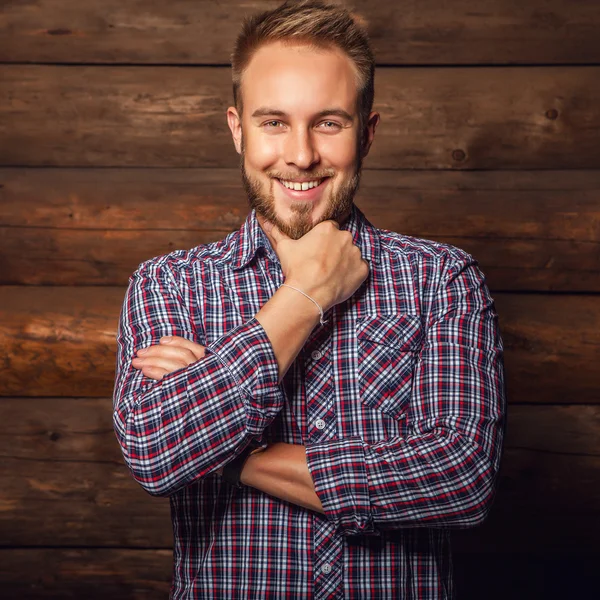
[{"x1": 306, "y1": 258, "x2": 506, "y2": 535}]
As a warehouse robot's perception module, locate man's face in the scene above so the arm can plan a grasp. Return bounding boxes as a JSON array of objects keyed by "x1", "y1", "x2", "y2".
[{"x1": 227, "y1": 41, "x2": 378, "y2": 239}]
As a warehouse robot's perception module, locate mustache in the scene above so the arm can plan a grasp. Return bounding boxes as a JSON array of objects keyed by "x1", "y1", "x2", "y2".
[{"x1": 267, "y1": 169, "x2": 335, "y2": 181}]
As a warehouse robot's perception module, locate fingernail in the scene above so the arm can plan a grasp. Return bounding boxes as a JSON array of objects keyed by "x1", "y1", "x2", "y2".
[
  {"x1": 161, "y1": 336, "x2": 172, "y2": 343},
  {"x1": 137, "y1": 347, "x2": 148, "y2": 355}
]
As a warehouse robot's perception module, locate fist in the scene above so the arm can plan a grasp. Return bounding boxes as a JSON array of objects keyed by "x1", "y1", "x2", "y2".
[
  {"x1": 264, "y1": 219, "x2": 369, "y2": 311},
  {"x1": 131, "y1": 336, "x2": 206, "y2": 380}
]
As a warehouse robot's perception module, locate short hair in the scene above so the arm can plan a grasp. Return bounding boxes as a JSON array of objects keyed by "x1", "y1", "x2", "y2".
[{"x1": 231, "y1": 0, "x2": 375, "y2": 133}]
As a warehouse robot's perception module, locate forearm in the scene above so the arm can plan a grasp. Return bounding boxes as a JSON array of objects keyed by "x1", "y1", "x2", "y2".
[
  {"x1": 240, "y1": 443, "x2": 324, "y2": 514},
  {"x1": 306, "y1": 427, "x2": 501, "y2": 535},
  {"x1": 114, "y1": 320, "x2": 283, "y2": 496},
  {"x1": 255, "y1": 285, "x2": 321, "y2": 382}
]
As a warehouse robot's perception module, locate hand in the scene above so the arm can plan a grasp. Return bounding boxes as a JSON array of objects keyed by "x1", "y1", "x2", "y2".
[
  {"x1": 131, "y1": 336, "x2": 206, "y2": 381},
  {"x1": 264, "y1": 219, "x2": 369, "y2": 312}
]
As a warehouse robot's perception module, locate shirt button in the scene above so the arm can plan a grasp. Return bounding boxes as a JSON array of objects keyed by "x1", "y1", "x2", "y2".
[
  {"x1": 315, "y1": 419, "x2": 326, "y2": 430},
  {"x1": 311, "y1": 350, "x2": 322, "y2": 360},
  {"x1": 321, "y1": 564, "x2": 332, "y2": 574}
]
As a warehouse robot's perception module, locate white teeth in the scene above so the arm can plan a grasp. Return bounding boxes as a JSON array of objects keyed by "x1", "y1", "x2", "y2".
[{"x1": 280, "y1": 179, "x2": 321, "y2": 190}]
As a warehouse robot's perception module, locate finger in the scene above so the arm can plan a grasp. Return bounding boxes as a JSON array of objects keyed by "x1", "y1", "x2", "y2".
[
  {"x1": 141, "y1": 366, "x2": 168, "y2": 381},
  {"x1": 315, "y1": 219, "x2": 339, "y2": 230},
  {"x1": 137, "y1": 344, "x2": 200, "y2": 364},
  {"x1": 132, "y1": 356, "x2": 189, "y2": 374},
  {"x1": 263, "y1": 220, "x2": 290, "y2": 246},
  {"x1": 159, "y1": 336, "x2": 205, "y2": 360}
]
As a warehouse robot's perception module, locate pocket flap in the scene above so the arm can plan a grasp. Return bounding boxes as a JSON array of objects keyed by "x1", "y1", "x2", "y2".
[{"x1": 357, "y1": 314, "x2": 423, "y2": 350}]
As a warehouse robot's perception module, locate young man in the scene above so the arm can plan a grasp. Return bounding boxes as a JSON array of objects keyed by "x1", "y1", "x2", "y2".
[{"x1": 113, "y1": 1, "x2": 506, "y2": 598}]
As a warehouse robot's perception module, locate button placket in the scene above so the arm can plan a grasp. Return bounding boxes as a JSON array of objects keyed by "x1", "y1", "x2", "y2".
[{"x1": 308, "y1": 312, "x2": 344, "y2": 600}]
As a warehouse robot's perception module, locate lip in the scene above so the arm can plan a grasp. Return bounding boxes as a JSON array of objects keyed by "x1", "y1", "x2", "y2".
[{"x1": 275, "y1": 177, "x2": 329, "y2": 202}]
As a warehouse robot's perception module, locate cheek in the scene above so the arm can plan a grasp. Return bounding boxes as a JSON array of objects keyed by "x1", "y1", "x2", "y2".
[
  {"x1": 243, "y1": 130, "x2": 280, "y2": 170},
  {"x1": 319, "y1": 135, "x2": 358, "y2": 170}
]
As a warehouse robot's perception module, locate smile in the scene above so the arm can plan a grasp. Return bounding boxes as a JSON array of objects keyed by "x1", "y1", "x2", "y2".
[{"x1": 278, "y1": 178, "x2": 324, "y2": 191}]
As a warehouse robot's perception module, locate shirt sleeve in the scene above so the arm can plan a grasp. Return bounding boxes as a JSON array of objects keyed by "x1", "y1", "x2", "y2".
[
  {"x1": 305, "y1": 257, "x2": 506, "y2": 535},
  {"x1": 113, "y1": 260, "x2": 283, "y2": 497}
]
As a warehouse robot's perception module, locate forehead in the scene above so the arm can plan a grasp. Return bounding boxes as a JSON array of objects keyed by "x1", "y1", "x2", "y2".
[{"x1": 240, "y1": 41, "x2": 359, "y2": 116}]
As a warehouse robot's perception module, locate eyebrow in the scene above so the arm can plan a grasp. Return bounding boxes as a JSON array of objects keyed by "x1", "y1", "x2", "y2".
[{"x1": 251, "y1": 107, "x2": 354, "y2": 121}]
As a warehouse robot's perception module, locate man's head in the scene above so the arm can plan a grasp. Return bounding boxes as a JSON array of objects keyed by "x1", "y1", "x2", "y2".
[{"x1": 227, "y1": 0, "x2": 379, "y2": 239}]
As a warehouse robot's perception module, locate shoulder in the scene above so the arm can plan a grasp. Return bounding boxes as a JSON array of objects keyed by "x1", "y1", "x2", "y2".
[
  {"x1": 130, "y1": 230, "x2": 239, "y2": 285},
  {"x1": 375, "y1": 227, "x2": 476, "y2": 274}
]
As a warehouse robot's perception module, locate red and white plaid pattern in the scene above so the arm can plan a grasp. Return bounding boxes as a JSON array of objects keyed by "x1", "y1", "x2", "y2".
[{"x1": 113, "y1": 206, "x2": 505, "y2": 599}]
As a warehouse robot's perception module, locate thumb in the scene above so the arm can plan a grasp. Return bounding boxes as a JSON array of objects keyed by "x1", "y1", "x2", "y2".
[{"x1": 263, "y1": 220, "x2": 290, "y2": 246}]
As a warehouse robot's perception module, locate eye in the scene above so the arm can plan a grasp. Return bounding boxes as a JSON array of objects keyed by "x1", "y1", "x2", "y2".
[
  {"x1": 318, "y1": 121, "x2": 342, "y2": 131},
  {"x1": 263, "y1": 120, "x2": 283, "y2": 129}
]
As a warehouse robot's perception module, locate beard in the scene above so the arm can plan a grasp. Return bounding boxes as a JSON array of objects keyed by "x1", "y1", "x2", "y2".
[{"x1": 241, "y1": 151, "x2": 362, "y2": 240}]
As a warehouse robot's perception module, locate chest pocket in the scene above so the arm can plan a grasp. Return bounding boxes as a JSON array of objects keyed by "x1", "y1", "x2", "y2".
[{"x1": 356, "y1": 314, "x2": 424, "y2": 421}]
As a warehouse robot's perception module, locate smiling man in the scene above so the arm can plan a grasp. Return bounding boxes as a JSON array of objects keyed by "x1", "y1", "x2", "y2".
[
  {"x1": 231, "y1": 39, "x2": 373, "y2": 240},
  {"x1": 113, "y1": 2, "x2": 506, "y2": 599}
]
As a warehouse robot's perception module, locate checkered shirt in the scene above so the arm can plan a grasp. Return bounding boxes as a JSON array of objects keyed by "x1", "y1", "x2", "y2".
[{"x1": 113, "y1": 205, "x2": 506, "y2": 599}]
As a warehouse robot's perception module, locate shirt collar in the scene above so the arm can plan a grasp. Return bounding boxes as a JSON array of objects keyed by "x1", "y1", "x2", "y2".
[{"x1": 230, "y1": 204, "x2": 381, "y2": 271}]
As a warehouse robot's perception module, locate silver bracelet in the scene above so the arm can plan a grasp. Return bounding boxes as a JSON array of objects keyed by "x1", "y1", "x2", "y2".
[{"x1": 280, "y1": 283, "x2": 327, "y2": 326}]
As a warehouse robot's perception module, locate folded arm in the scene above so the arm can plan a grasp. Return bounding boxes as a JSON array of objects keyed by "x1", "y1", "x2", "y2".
[
  {"x1": 114, "y1": 256, "x2": 339, "y2": 499},
  {"x1": 302, "y1": 258, "x2": 506, "y2": 534},
  {"x1": 240, "y1": 259, "x2": 506, "y2": 530}
]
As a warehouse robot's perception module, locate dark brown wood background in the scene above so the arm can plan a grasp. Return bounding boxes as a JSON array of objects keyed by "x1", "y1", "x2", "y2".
[{"x1": 1, "y1": 1, "x2": 599, "y2": 598}]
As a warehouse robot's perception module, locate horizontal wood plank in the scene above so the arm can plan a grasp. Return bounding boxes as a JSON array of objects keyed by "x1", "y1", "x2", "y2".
[
  {"x1": 1, "y1": 168, "x2": 599, "y2": 290},
  {"x1": 2, "y1": 65, "x2": 600, "y2": 169},
  {"x1": 1, "y1": 400, "x2": 599, "y2": 552},
  {"x1": 0, "y1": 287, "x2": 598, "y2": 402},
  {"x1": 0, "y1": 548, "x2": 172, "y2": 599},
  {"x1": 2, "y1": 0, "x2": 600, "y2": 65}
]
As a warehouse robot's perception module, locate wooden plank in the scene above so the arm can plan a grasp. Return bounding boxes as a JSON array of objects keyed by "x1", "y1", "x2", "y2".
[
  {"x1": 0, "y1": 397, "x2": 172, "y2": 547},
  {"x1": 1, "y1": 168, "x2": 599, "y2": 290},
  {"x1": 2, "y1": 1, "x2": 600, "y2": 65},
  {"x1": 1, "y1": 399, "x2": 599, "y2": 552},
  {"x1": 0, "y1": 457, "x2": 172, "y2": 548},
  {"x1": 2, "y1": 65, "x2": 600, "y2": 169},
  {"x1": 0, "y1": 548, "x2": 172, "y2": 599},
  {"x1": 0, "y1": 287, "x2": 598, "y2": 402}
]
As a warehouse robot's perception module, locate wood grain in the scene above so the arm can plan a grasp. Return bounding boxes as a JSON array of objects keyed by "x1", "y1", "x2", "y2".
[
  {"x1": 2, "y1": 168, "x2": 599, "y2": 290},
  {"x1": 2, "y1": 0, "x2": 600, "y2": 65},
  {"x1": 1, "y1": 399, "x2": 599, "y2": 551},
  {"x1": 2, "y1": 65, "x2": 599, "y2": 169},
  {"x1": 0, "y1": 548, "x2": 172, "y2": 600},
  {"x1": 0, "y1": 286, "x2": 598, "y2": 402}
]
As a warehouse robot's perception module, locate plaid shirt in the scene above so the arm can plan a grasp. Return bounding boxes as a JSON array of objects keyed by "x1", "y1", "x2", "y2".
[{"x1": 113, "y1": 205, "x2": 505, "y2": 600}]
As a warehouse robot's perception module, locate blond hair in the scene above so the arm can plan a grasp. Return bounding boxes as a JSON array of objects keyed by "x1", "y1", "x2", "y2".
[{"x1": 232, "y1": 0, "x2": 375, "y2": 133}]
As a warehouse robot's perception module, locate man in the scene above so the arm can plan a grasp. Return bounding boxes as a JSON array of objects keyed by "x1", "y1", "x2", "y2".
[{"x1": 113, "y1": 1, "x2": 506, "y2": 598}]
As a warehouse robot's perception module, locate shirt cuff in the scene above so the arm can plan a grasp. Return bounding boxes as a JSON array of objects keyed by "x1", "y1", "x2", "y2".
[
  {"x1": 206, "y1": 318, "x2": 282, "y2": 434},
  {"x1": 305, "y1": 437, "x2": 375, "y2": 535}
]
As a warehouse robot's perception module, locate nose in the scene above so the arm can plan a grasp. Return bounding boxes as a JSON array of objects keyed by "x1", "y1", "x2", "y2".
[{"x1": 283, "y1": 128, "x2": 320, "y2": 170}]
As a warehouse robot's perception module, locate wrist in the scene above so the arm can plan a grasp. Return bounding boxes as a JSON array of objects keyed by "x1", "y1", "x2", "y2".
[
  {"x1": 276, "y1": 282, "x2": 323, "y2": 325},
  {"x1": 222, "y1": 442, "x2": 267, "y2": 487},
  {"x1": 280, "y1": 283, "x2": 327, "y2": 325}
]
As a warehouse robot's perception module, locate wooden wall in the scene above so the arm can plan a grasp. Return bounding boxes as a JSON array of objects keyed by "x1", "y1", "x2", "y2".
[{"x1": 1, "y1": 1, "x2": 599, "y2": 598}]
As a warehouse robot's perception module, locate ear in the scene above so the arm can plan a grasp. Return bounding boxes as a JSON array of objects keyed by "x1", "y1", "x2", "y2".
[
  {"x1": 360, "y1": 111, "x2": 380, "y2": 158},
  {"x1": 227, "y1": 106, "x2": 243, "y2": 154}
]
